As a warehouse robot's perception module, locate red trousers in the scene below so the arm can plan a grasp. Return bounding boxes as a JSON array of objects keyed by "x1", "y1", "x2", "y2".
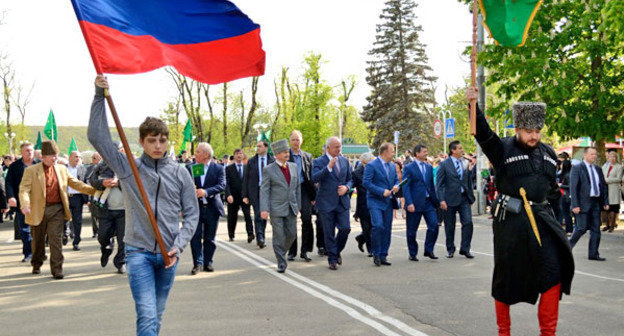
[{"x1": 495, "y1": 283, "x2": 561, "y2": 336}]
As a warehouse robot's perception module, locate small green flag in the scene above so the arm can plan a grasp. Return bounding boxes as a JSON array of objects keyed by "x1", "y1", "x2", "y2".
[
  {"x1": 43, "y1": 109, "x2": 57, "y2": 142},
  {"x1": 183, "y1": 119, "x2": 193, "y2": 142},
  {"x1": 257, "y1": 130, "x2": 272, "y2": 155},
  {"x1": 479, "y1": 0, "x2": 542, "y2": 47},
  {"x1": 68, "y1": 137, "x2": 78, "y2": 155},
  {"x1": 191, "y1": 163, "x2": 204, "y2": 178},
  {"x1": 34, "y1": 131, "x2": 42, "y2": 150}
]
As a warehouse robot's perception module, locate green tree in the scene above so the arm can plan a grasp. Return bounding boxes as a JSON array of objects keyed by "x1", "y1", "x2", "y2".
[
  {"x1": 362, "y1": 0, "x2": 437, "y2": 153},
  {"x1": 466, "y1": 0, "x2": 624, "y2": 162}
]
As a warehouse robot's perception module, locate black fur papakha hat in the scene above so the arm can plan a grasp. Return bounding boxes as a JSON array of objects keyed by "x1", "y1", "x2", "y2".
[{"x1": 512, "y1": 102, "x2": 546, "y2": 130}]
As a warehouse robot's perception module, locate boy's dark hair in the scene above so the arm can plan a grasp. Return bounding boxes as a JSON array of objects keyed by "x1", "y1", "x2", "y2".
[{"x1": 139, "y1": 117, "x2": 169, "y2": 140}]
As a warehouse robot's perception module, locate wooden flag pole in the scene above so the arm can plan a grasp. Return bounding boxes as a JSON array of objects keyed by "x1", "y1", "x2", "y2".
[
  {"x1": 470, "y1": 0, "x2": 478, "y2": 135},
  {"x1": 103, "y1": 88, "x2": 171, "y2": 266}
]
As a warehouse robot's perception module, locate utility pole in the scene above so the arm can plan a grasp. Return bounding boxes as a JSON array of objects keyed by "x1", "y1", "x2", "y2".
[{"x1": 475, "y1": 14, "x2": 486, "y2": 215}]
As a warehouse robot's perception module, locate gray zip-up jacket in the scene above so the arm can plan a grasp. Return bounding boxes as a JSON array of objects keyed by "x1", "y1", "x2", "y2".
[{"x1": 88, "y1": 86, "x2": 199, "y2": 256}]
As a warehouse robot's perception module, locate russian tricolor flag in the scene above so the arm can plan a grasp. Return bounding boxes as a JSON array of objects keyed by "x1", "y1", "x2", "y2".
[{"x1": 70, "y1": 0, "x2": 265, "y2": 84}]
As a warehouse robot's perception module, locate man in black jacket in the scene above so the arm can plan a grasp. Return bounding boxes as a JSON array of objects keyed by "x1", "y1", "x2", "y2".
[
  {"x1": 286, "y1": 130, "x2": 317, "y2": 261},
  {"x1": 242, "y1": 140, "x2": 274, "y2": 248},
  {"x1": 5, "y1": 142, "x2": 38, "y2": 262},
  {"x1": 225, "y1": 148, "x2": 253, "y2": 242}
]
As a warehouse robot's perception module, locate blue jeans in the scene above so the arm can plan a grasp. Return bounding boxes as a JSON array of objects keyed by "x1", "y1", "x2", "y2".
[
  {"x1": 369, "y1": 207, "x2": 393, "y2": 258},
  {"x1": 406, "y1": 201, "x2": 438, "y2": 256},
  {"x1": 15, "y1": 212, "x2": 32, "y2": 258},
  {"x1": 125, "y1": 245, "x2": 179, "y2": 336}
]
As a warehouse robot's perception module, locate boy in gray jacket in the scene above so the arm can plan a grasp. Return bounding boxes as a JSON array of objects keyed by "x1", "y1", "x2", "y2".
[{"x1": 88, "y1": 75, "x2": 199, "y2": 336}]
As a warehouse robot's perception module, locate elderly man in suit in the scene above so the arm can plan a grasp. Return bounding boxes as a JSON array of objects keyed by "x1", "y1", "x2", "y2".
[
  {"x1": 243, "y1": 140, "x2": 274, "y2": 248},
  {"x1": 5, "y1": 142, "x2": 39, "y2": 262},
  {"x1": 260, "y1": 139, "x2": 301, "y2": 273},
  {"x1": 403, "y1": 144, "x2": 440, "y2": 261},
  {"x1": 286, "y1": 130, "x2": 317, "y2": 262},
  {"x1": 312, "y1": 137, "x2": 353, "y2": 270},
  {"x1": 569, "y1": 146, "x2": 609, "y2": 261},
  {"x1": 19, "y1": 141, "x2": 95, "y2": 279},
  {"x1": 602, "y1": 149, "x2": 623, "y2": 232},
  {"x1": 437, "y1": 140, "x2": 476, "y2": 259},
  {"x1": 225, "y1": 148, "x2": 253, "y2": 242},
  {"x1": 187, "y1": 143, "x2": 226, "y2": 274},
  {"x1": 67, "y1": 150, "x2": 89, "y2": 250},
  {"x1": 363, "y1": 142, "x2": 400, "y2": 266},
  {"x1": 353, "y1": 152, "x2": 375, "y2": 256}
]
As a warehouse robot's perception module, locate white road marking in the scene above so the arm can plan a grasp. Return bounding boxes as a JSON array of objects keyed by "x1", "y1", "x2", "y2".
[
  {"x1": 391, "y1": 232, "x2": 624, "y2": 283},
  {"x1": 219, "y1": 239, "x2": 430, "y2": 336}
]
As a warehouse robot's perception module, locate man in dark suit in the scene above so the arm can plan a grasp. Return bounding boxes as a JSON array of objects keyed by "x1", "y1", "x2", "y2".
[
  {"x1": 403, "y1": 144, "x2": 440, "y2": 261},
  {"x1": 187, "y1": 143, "x2": 226, "y2": 274},
  {"x1": 569, "y1": 146, "x2": 609, "y2": 261},
  {"x1": 353, "y1": 152, "x2": 375, "y2": 256},
  {"x1": 312, "y1": 137, "x2": 353, "y2": 270},
  {"x1": 363, "y1": 143, "x2": 399, "y2": 266},
  {"x1": 5, "y1": 142, "x2": 38, "y2": 262},
  {"x1": 436, "y1": 140, "x2": 476, "y2": 259},
  {"x1": 225, "y1": 149, "x2": 253, "y2": 242},
  {"x1": 66, "y1": 151, "x2": 89, "y2": 250},
  {"x1": 286, "y1": 130, "x2": 317, "y2": 262},
  {"x1": 242, "y1": 140, "x2": 274, "y2": 248},
  {"x1": 85, "y1": 152, "x2": 102, "y2": 238}
]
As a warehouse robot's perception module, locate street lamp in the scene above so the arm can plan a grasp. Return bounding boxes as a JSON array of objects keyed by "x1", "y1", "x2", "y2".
[
  {"x1": 4, "y1": 132, "x2": 16, "y2": 155},
  {"x1": 437, "y1": 111, "x2": 452, "y2": 153}
]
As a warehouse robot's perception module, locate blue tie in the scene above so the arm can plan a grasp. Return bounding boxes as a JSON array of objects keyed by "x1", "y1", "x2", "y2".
[
  {"x1": 455, "y1": 159, "x2": 461, "y2": 178},
  {"x1": 589, "y1": 164, "x2": 598, "y2": 196}
]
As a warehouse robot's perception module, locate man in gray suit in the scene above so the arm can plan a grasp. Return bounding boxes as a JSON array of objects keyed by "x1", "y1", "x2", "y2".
[
  {"x1": 436, "y1": 140, "x2": 476, "y2": 259},
  {"x1": 260, "y1": 139, "x2": 301, "y2": 273}
]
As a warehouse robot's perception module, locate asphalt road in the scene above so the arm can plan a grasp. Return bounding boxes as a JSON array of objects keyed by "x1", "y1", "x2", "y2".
[{"x1": 1, "y1": 210, "x2": 623, "y2": 336}]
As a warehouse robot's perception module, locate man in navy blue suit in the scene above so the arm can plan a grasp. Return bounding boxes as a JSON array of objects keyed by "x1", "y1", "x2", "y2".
[
  {"x1": 402, "y1": 144, "x2": 440, "y2": 261},
  {"x1": 363, "y1": 142, "x2": 399, "y2": 266},
  {"x1": 186, "y1": 143, "x2": 226, "y2": 274},
  {"x1": 437, "y1": 140, "x2": 476, "y2": 259},
  {"x1": 311, "y1": 137, "x2": 353, "y2": 270}
]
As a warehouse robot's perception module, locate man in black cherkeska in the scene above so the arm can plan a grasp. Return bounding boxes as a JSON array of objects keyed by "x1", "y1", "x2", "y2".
[{"x1": 467, "y1": 87, "x2": 574, "y2": 336}]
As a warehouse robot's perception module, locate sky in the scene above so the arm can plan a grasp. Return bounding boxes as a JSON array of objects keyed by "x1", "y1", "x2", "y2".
[{"x1": 0, "y1": 0, "x2": 473, "y2": 127}]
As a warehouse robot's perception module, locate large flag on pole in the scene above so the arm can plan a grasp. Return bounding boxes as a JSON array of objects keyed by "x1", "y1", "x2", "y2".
[
  {"x1": 43, "y1": 109, "x2": 57, "y2": 142},
  {"x1": 478, "y1": 0, "x2": 543, "y2": 47},
  {"x1": 70, "y1": 0, "x2": 265, "y2": 84},
  {"x1": 68, "y1": 137, "x2": 78, "y2": 155}
]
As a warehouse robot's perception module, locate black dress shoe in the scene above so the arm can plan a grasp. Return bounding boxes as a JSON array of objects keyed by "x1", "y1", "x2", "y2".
[
  {"x1": 409, "y1": 255, "x2": 419, "y2": 261},
  {"x1": 459, "y1": 250, "x2": 474, "y2": 259},
  {"x1": 73, "y1": 245, "x2": 80, "y2": 251},
  {"x1": 300, "y1": 252, "x2": 312, "y2": 262},
  {"x1": 380, "y1": 258, "x2": 392, "y2": 266},
  {"x1": 53, "y1": 273, "x2": 64, "y2": 280},
  {"x1": 62, "y1": 235, "x2": 68, "y2": 246},
  {"x1": 424, "y1": 251, "x2": 438, "y2": 260},
  {"x1": 337, "y1": 254, "x2": 342, "y2": 265},
  {"x1": 355, "y1": 236, "x2": 365, "y2": 252},
  {"x1": 328, "y1": 263, "x2": 338, "y2": 270},
  {"x1": 446, "y1": 252, "x2": 454, "y2": 258},
  {"x1": 257, "y1": 241, "x2": 266, "y2": 249},
  {"x1": 21, "y1": 256, "x2": 32, "y2": 262},
  {"x1": 367, "y1": 253, "x2": 373, "y2": 257},
  {"x1": 287, "y1": 254, "x2": 296, "y2": 261},
  {"x1": 191, "y1": 265, "x2": 201, "y2": 275},
  {"x1": 101, "y1": 253, "x2": 110, "y2": 267},
  {"x1": 589, "y1": 256, "x2": 606, "y2": 261},
  {"x1": 203, "y1": 264, "x2": 214, "y2": 272},
  {"x1": 247, "y1": 234, "x2": 255, "y2": 243},
  {"x1": 229, "y1": 237, "x2": 234, "y2": 242},
  {"x1": 32, "y1": 268, "x2": 41, "y2": 275},
  {"x1": 277, "y1": 264, "x2": 286, "y2": 273},
  {"x1": 318, "y1": 247, "x2": 327, "y2": 256},
  {"x1": 373, "y1": 256, "x2": 381, "y2": 266}
]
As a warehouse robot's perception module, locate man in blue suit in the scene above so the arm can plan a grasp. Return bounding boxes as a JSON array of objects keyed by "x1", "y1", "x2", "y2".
[
  {"x1": 363, "y1": 142, "x2": 399, "y2": 266},
  {"x1": 402, "y1": 144, "x2": 440, "y2": 261},
  {"x1": 311, "y1": 137, "x2": 353, "y2": 270},
  {"x1": 437, "y1": 140, "x2": 476, "y2": 259},
  {"x1": 186, "y1": 143, "x2": 226, "y2": 274},
  {"x1": 569, "y1": 146, "x2": 609, "y2": 261}
]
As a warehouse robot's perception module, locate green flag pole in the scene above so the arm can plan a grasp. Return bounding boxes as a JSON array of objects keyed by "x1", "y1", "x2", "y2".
[{"x1": 68, "y1": 137, "x2": 78, "y2": 155}]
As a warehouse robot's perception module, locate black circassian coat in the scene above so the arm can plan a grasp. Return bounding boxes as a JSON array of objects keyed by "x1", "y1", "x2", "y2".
[{"x1": 473, "y1": 105, "x2": 574, "y2": 305}]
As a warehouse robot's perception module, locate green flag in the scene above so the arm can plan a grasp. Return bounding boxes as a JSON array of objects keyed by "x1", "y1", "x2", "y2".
[
  {"x1": 257, "y1": 130, "x2": 272, "y2": 155},
  {"x1": 183, "y1": 119, "x2": 193, "y2": 142},
  {"x1": 34, "y1": 131, "x2": 42, "y2": 150},
  {"x1": 191, "y1": 163, "x2": 204, "y2": 178},
  {"x1": 479, "y1": 0, "x2": 542, "y2": 47},
  {"x1": 43, "y1": 109, "x2": 58, "y2": 142},
  {"x1": 179, "y1": 140, "x2": 187, "y2": 155},
  {"x1": 68, "y1": 137, "x2": 78, "y2": 155}
]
